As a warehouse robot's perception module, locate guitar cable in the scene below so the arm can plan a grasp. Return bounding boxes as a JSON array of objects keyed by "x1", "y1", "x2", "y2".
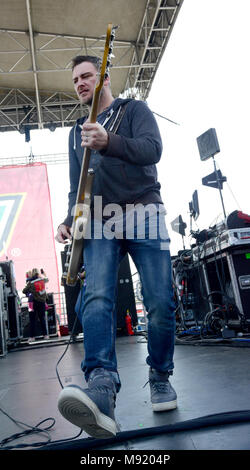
[{"x1": 0, "y1": 285, "x2": 84, "y2": 449}]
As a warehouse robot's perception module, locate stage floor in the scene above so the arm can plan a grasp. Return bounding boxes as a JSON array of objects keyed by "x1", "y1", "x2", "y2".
[{"x1": 1, "y1": 333, "x2": 250, "y2": 452}]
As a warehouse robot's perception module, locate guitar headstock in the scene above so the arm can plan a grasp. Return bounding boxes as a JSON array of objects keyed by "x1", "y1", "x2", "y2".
[{"x1": 96, "y1": 24, "x2": 116, "y2": 92}]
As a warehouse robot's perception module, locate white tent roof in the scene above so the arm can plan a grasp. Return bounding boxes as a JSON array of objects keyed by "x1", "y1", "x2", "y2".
[{"x1": 0, "y1": 0, "x2": 183, "y2": 132}]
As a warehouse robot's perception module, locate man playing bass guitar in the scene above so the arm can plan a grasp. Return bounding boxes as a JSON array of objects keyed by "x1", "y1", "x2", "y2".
[{"x1": 56, "y1": 53, "x2": 177, "y2": 439}]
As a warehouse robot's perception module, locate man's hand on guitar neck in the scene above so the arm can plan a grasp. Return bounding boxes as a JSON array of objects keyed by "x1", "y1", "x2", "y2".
[
  {"x1": 81, "y1": 122, "x2": 108, "y2": 151},
  {"x1": 55, "y1": 224, "x2": 72, "y2": 244}
]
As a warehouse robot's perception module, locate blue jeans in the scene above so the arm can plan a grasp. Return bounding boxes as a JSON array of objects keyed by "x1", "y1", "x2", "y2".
[{"x1": 79, "y1": 210, "x2": 176, "y2": 392}]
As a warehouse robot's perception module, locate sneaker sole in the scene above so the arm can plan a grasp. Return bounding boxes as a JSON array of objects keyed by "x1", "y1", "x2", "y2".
[
  {"x1": 152, "y1": 399, "x2": 177, "y2": 412},
  {"x1": 58, "y1": 386, "x2": 117, "y2": 439}
]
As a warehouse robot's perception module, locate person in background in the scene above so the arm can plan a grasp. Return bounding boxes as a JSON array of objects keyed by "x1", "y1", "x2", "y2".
[{"x1": 23, "y1": 268, "x2": 49, "y2": 341}]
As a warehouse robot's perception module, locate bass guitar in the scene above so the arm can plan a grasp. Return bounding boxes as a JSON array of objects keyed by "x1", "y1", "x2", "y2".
[{"x1": 64, "y1": 24, "x2": 115, "y2": 286}]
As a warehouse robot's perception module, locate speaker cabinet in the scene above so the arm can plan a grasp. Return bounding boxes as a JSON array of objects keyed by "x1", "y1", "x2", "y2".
[{"x1": 7, "y1": 294, "x2": 21, "y2": 339}]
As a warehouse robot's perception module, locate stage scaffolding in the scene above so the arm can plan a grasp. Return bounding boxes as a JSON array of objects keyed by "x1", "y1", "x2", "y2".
[{"x1": 0, "y1": 152, "x2": 68, "y2": 166}]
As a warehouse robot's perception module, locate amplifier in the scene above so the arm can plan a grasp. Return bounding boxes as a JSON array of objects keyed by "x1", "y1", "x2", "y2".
[{"x1": 193, "y1": 228, "x2": 250, "y2": 261}]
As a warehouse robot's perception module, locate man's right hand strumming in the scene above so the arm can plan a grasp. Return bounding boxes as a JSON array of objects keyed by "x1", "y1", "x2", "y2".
[{"x1": 55, "y1": 224, "x2": 72, "y2": 243}]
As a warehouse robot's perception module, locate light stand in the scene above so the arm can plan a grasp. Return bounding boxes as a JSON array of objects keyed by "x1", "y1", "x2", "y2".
[{"x1": 211, "y1": 155, "x2": 227, "y2": 219}]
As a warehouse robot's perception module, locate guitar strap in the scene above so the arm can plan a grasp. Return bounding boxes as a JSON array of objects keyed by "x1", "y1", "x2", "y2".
[{"x1": 104, "y1": 101, "x2": 129, "y2": 134}]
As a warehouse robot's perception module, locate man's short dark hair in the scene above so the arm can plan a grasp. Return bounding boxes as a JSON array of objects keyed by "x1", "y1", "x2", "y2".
[{"x1": 71, "y1": 55, "x2": 101, "y2": 71}]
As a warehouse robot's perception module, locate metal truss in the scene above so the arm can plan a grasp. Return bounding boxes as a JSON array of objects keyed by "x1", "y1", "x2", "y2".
[
  {"x1": 0, "y1": 87, "x2": 86, "y2": 132},
  {"x1": 0, "y1": 0, "x2": 183, "y2": 133},
  {"x1": 123, "y1": 0, "x2": 183, "y2": 99},
  {"x1": 0, "y1": 152, "x2": 69, "y2": 167}
]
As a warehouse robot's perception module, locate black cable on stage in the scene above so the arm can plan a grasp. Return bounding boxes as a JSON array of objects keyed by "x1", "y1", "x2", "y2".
[
  {"x1": 55, "y1": 313, "x2": 80, "y2": 389},
  {"x1": 2, "y1": 275, "x2": 250, "y2": 449},
  {"x1": 0, "y1": 407, "x2": 55, "y2": 448},
  {"x1": 0, "y1": 316, "x2": 83, "y2": 449},
  {"x1": 35, "y1": 409, "x2": 250, "y2": 451},
  {"x1": 0, "y1": 284, "x2": 85, "y2": 449}
]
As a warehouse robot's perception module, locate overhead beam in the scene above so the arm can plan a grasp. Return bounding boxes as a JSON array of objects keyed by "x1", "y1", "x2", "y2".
[
  {"x1": 123, "y1": 0, "x2": 183, "y2": 99},
  {"x1": 25, "y1": 0, "x2": 43, "y2": 129},
  {"x1": 0, "y1": 63, "x2": 157, "y2": 75},
  {"x1": 0, "y1": 87, "x2": 84, "y2": 131},
  {"x1": 0, "y1": 0, "x2": 184, "y2": 130},
  {"x1": 0, "y1": 28, "x2": 133, "y2": 46}
]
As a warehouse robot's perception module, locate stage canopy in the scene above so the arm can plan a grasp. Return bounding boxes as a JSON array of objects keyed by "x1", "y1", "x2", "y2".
[{"x1": 0, "y1": 0, "x2": 183, "y2": 133}]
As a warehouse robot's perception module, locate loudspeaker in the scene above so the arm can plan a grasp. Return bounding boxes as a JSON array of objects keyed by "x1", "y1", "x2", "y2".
[
  {"x1": 46, "y1": 293, "x2": 54, "y2": 305},
  {"x1": 21, "y1": 307, "x2": 34, "y2": 338},
  {"x1": 7, "y1": 294, "x2": 21, "y2": 339},
  {"x1": 46, "y1": 304, "x2": 58, "y2": 335},
  {"x1": 197, "y1": 128, "x2": 220, "y2": 161}
]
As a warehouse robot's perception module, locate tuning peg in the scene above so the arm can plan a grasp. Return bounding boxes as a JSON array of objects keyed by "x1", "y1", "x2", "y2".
[{"x1": 111, "y1": 26, "x2": 118, "y2": 39}]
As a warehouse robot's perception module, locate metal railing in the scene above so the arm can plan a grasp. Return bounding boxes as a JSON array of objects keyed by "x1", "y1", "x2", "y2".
[{"x1": 21, "y1": 291, "x2": 68, "y2": 326}]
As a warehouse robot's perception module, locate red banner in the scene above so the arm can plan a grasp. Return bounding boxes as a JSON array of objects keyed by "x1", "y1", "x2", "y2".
[{"x1": 0, "y1": 163, "x2": 59, "y2": 295}]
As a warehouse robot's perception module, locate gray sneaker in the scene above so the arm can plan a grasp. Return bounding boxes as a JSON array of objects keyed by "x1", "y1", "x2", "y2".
[
  {"x1": 58, "y1": 368, "x2": 117, "y2": 438},
  {"x1": 149, "y1": 368, "x2": 177, "y2": 412}
]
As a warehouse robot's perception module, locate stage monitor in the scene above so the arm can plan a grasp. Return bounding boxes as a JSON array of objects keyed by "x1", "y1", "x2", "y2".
[{"x1": 197, "y1": 128, "x2": 220, "y2": 161}]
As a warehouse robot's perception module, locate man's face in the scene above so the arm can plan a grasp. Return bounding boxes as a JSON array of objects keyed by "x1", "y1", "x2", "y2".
[{"x1": 72, "y1": 61, "x2": 98, "y2": 105}]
